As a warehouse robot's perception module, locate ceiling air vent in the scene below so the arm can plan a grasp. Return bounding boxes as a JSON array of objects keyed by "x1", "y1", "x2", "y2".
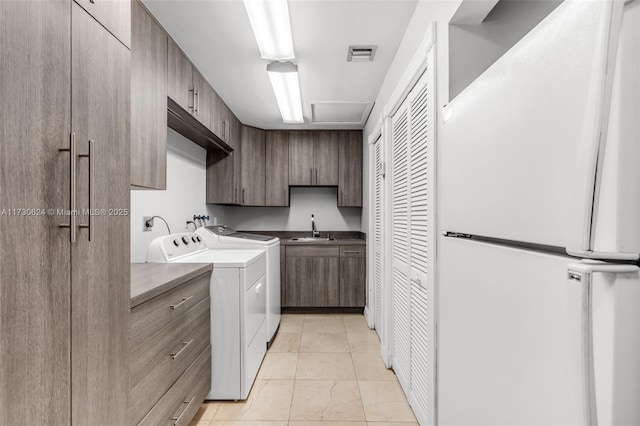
[{"x1": 347, "y1": 45, "x2": 377, "y2": 62}]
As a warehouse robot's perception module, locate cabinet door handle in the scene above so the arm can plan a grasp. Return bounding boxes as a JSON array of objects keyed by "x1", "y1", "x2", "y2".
[
  {"x1": 171, "y1": 395, "x2": 195, "y2": 425},
  {"x1": 78, "y1": 139, "x2": 94, "y2": 241},
  {"x1": 170, "y1": 339, "x2": 194, "y2": 360},
  {"x1": 59, "y1": 133, "x2": 77, "y2": 243},
  {"x1": 170, "y1": 295, "x2": 193, "y2": 310},
  {"x1": 343, "y1": 251, "x2": 361, "y2": 254},
  {"x1": 194, "y1": 88, "x2": 199, "y2": 115},
  {"x1": 310, "y1": 167, "x2": 313, "y2": 185},
  {"x1": 315, "y1": 169, "x2": 318, "y2": 185},
  {"x1": 242, "y1": 188, "x2": 245, "y2": 205},
  {"x1": 189, "y1": 87, "x2": 195, "y2": 113}
]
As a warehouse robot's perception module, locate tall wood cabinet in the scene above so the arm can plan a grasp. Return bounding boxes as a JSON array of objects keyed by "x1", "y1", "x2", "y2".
[
  {"x1": 0, "y1": 1, "x2": 130, "y2": 423},
  {"x1": 131, "y1": 0, "x2": 167, "y2": 189}
]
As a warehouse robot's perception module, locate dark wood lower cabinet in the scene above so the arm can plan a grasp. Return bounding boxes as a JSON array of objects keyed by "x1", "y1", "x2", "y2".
[
  {"x1": 284, "y1": 245, "x2": 365, "y2": 308},
  {"x1": 285, "y1": 257, "x2": 314, "y2": 307},
  {"x1": 313, "y1": 257, "x2": 340, "y2": 307},
  {"x1": 339, "y1": 257, "x2": 366, "y2": 307}
]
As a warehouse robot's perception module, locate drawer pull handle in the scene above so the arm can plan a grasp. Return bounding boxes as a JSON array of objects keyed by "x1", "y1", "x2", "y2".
[
  {"x1": 170, "y1": 339, "x2": 194, "y2": 360},
  {"x1": 343, "y1": 251, "x2": 361, "y2": 254},
  {"x1": 171, "y1": 395, "x2": 195, "y2": 425},
  {"x1": 170, "y1": 296, "x2": 193, "y2": 310}
]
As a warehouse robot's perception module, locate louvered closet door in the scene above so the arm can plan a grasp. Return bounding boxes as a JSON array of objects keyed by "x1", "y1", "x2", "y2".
[
  {"x1": 408, "y1": 61, "x2": 437, "y2": 426},
  {"x1": 373, "y1": 137, "x2": 384, "y2": 336},
  {"x1": 391, "y1": 98, "x2": 412, "y2": 395}
]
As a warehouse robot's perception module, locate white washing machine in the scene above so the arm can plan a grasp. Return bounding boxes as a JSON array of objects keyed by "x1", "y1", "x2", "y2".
[
  {"x1": 196, "y1": 226, "x2": 280, "y2": 344},
  {"x1": 147, "y1": 233, "x2": 267, "y2": 400}
]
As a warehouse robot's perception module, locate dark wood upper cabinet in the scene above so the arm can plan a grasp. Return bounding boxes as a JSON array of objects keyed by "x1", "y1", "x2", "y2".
[
  {"x1": 192, "y1": 68, "x2": 211, "y2": 129},
  {"x1": 206, "y1": 113, "x2": 241, "y2": 205},
  {"x1": 314, "y1": 131, "x2": 339, "y2": 186},
  {"x1": 265, "y1": 131, "x2": 290, "y2": 206},
  {"x1": 206, "y1": 150, "x2": 236, "y2": 204},
  {"x1": 74, "y1": 0, "x2": 131, "y2": 48},
  {"x1": 167, "y1": 38, "x2": 193, "y2": 113},
  {"x1": 338, "y1": 130, "x2": 363, "y2": 207},
  {"x1": 288, "y1": 130, "x2": 314, "y2": 185},
  {"x1": 131, "y1": 0, "x2": 167, "y2": 189},
  {"x1": 210, "y1": 89, "x2": 234, "y2": 146},
  {"x1": 240, "y1": 126, "x2": 266, "y2": 206}
]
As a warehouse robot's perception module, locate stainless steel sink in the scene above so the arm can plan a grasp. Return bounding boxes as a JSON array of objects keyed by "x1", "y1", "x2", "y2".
[{"x1": 289, "y1": 237, "x2": 336, "y2": 242}]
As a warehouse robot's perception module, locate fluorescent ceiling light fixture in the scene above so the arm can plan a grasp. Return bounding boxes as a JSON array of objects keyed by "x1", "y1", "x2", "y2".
[
  {"x1": 243, "y1": 0, "x2": 295, "y2": 60},
  {"x1": 267, "y1": 61, "x2": 304, "y2": 124}
]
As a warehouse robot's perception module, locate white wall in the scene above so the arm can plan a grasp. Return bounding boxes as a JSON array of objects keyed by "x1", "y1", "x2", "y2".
[
  {"x1": 360, "y1": 0, "x2": 463, "y2": 233},
  {"x1": 214, "y1": 187, "x2": 362, "y2": 232},
  {"x1": 130, "y1": 129, "x2": 216, "y2": 262}
]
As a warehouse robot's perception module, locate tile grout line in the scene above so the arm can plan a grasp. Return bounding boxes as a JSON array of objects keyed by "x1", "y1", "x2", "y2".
[{"x1": 346, "y1": 315, "x2": 369, "y2": 423}]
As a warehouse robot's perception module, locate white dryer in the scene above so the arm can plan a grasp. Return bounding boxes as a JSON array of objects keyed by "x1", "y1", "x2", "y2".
[
  {"x1": 196, "y1": 225, "x2": 280, "y2": 344},
  {"x1": 147, "y1": 233, "x2": 267, "y2": 400}
]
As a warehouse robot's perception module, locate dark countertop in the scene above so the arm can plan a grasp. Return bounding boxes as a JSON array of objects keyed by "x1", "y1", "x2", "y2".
[
  {"x1": 242, "y1": 230, "x2": 366, "y2": 246},
  {"x1": 130, "y1": 263, "x2": 213, "y2": 308},
  {"x1": 281, "y1": 238, "x2": 366, "y2": 246}
]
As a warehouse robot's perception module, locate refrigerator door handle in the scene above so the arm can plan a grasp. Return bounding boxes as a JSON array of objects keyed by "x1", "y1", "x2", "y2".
[
  {"x1": 566, "y1": 0, "x2": 627, "y2": 260},
  {"x1": 567, "y1": 262, "x2": 640, "y2": 426}
]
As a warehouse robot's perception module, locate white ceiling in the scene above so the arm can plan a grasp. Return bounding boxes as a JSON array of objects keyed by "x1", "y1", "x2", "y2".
[{"x1": 143, "y1": 0, "x2": 418, "y2": 130}]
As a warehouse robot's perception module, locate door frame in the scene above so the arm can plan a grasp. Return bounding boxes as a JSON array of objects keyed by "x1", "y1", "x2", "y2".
[{"x1": 364, "y1": 121, "x2": 385, "y2": 326}]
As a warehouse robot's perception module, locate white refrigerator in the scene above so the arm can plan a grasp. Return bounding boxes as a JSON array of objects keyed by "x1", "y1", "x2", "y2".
[{"x1": 439, "y1": 1, "x2": 640, "y2": 425}]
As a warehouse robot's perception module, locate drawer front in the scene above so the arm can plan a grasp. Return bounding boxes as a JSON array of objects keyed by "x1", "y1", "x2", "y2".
[
  {"x1": 245, "y1": 253, "x2": 267, "y2": 290},
  {"x1": 339, "y1": 245, "x2": 365, "y2": 257},
  {"x1": 244, "y1": 275, "x2": 267, "y2": 347},
  {"x1": 130, "y1": 271, "x2": 210, "y2": 348},
  {"x1": 129, "y1": 298, "x2": 210, "y2": 425},
  {"x1": 286, "y1": 245, "x2": 339, "y2": 257},
  {"x1": 138, "y1": 346, "x2": 211, "y2": 426}
]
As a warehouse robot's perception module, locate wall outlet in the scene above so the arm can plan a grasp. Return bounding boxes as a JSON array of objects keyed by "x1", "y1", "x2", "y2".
[{"x1": 143, "y1": 216, "x2": 153, "y2": 232}]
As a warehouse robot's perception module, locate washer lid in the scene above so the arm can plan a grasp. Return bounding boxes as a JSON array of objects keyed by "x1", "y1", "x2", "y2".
[
  {"x1": 204, "y1": 226, "x2": 277, "y2": 242},
  {"x1": 179, "y1": 249, "x2": 266, "y2": 268}
]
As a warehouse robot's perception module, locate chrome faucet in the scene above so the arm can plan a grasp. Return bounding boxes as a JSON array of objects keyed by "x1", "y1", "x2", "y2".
[{"x1": 312, "y1": 214, "x2": 320, "y2": 238}]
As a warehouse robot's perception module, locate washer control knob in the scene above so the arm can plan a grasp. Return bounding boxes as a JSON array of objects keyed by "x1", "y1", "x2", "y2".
[
  {"x1": 191, "y1": 236, "x2": 198, "y2": 243},
  {"x1": 196, "y1": 236, "x2": 201, "y2": 242},
  {"x1": 181, "y1": 236, "x2": 189, "y2": 245},
  {"x1": 173, "y1": 239, "x2": 180, "y2": 247}
]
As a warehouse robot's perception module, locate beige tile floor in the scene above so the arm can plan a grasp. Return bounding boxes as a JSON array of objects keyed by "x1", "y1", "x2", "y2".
[{"x1": 190, "y1": 313, "x2": 418, "y2": 426}]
